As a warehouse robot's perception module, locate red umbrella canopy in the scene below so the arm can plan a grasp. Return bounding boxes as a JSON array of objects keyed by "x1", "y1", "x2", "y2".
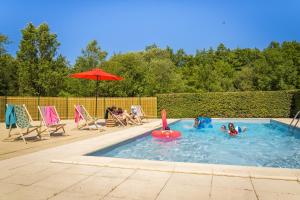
[
  {"x1": 70, "y1": 68, "x2": 123, "y2": 81},
  {"x1": 70, "y1": 68, "x2": 123, "y2": 117}
]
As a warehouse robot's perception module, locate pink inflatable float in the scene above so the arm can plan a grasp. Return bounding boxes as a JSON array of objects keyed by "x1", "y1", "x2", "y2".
[{"x1": 151, "y1": 109, "x2": 181, "y2": 139}]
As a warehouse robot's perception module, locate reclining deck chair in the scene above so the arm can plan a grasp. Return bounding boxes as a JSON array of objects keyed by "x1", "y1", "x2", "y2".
[
  {"x1": 6, "y1": 104, "x2": 41, "y2": 143},
  {"x1": 131, "y1": 105, "x2": 149, "y2": 122},
  {"x1": 38, "y1": 106, "x2": 66, "y2": 135},
  {"x1": 107, "y1": 109, "x2": 126, "y2": 127},
  {"x1": 74, "y1": 105, "x2": 104, "y2": 131}
]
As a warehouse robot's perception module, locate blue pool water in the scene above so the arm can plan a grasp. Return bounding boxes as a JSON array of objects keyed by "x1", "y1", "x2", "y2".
[{"x1": 88, "y1": 120, "x2": 300, "y2": 168}]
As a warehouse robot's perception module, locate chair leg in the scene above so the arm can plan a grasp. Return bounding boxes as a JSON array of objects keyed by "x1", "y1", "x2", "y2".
[
  {"x1": 94, "y1": 121, "x2": 100, "y2": 130},
  {"x1": 62, "y1": 126, "x2": 66, "y2": 134},
  {"x1": 36, "y1": 129, "x2": 42, "y2": 139},
  {"x1": 55, "y1": 125, "x2": 65, "y2": 134},
  {"x1": 8, "y1": 125, "x2": 12, "y2": 137},
  {"x1": 21, "y1": 131, "x2": 27, "y2": 144}
]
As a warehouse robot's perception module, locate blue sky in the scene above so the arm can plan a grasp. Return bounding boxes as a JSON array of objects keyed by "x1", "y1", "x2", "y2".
[{"x1": 1, "y1": 0, "x2": 300, "y2": 64}]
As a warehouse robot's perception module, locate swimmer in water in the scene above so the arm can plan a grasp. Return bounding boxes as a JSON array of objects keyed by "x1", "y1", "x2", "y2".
[
  {"x1": 228, "y1": 123, "x2": 238, "y2": 136},
  {"x1": 193, "y1": 117, "x2": 199, "y2": 128},
  {"x1": 220, "y1": 125, "x2": 227, "y2": 132},
  {"x1": 228, "y1": 123, "x2": 247, "y2": 136}
]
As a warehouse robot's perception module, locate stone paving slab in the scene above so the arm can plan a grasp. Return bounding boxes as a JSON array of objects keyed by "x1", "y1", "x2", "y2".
[
  {"x1": 252, "y1": 178, "x2": 300, "y2": 195},
  {"x1": 210, "y1": 187, "x2": 257, "y2": 200},
  {"x1": 212, "y1": 176, "x2": 253, "y2": 190},
  {"x1": 2, "y1": 185, "x2": 60, "y2": 200},
  {"x1": 256, "y1": 191, "x2": 300, "y2": 200},
  {"x1": 157, "y1": 184, "x2": 211, "y2": 200}
]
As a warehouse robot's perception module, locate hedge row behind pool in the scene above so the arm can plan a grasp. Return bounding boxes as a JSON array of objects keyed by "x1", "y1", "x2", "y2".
[{"x1": 157, "y1": 90, "x2": 300, "y2": 118}]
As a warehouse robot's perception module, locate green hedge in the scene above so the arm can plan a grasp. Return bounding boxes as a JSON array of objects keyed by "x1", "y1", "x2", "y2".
[
  {"x1": 292, "y1": 91, "x2": 300, "y2": 116},
  {"x1": 157, "y1": 90, "x2": 300, "y2": 118}
]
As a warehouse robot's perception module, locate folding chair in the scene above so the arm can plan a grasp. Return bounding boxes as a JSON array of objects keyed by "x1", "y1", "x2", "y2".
[
  {"x1": 74, "y1": 105, "x2": 104, "y2": 131},
  {"x1": 6, "y1": 104, "x2": 41, "y2": 143},
  {"x1": 107, "y1": 109, "x2": 126, "y2": 127},
  {"x1": 131, "y1": 105, "x2": 149, "y2": 122},
  {"x1": 38, "y1": 106, "x2": 66, "y2": 135}
]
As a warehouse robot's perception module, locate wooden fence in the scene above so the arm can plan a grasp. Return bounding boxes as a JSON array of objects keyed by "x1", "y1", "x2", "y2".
[{"x1": 0, "y1": 96, "x2": 157, "y2": 122}]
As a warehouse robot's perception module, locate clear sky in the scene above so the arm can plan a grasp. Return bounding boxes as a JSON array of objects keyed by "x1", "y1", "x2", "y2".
[{"x1": 1, "y1": 0, "x2": 299, "y2": 64}]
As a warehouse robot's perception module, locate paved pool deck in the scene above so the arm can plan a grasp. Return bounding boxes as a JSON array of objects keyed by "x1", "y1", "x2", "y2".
[
  {"x1": 0, "y1": 119, "x2": 147, "y2": 161},
  {"x1": 0, "y1": 118, "x2": 300, "y2": 200}
]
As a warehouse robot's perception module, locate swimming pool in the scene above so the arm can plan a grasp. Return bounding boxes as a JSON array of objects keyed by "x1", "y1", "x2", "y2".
[{"x1": 88, "y1": 119, "x2": 300, "y2": 169}]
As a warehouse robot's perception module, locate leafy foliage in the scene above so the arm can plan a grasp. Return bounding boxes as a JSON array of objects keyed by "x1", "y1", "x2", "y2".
[
  {"x1": 1, "y1": 23, "x2": 300, "y2": 99},
  {"x1": 157, "y1": 91, "x2": 300, "y2": 118},
  {"x1": 0, "y1": 34, "x2": 18, "y2": 95},
  {"x1": 16, "y1": 23, "x2": 68, "y2": 96},
  {"x1": 64, "y1": 40, "x2": 107, "y2": 97}
]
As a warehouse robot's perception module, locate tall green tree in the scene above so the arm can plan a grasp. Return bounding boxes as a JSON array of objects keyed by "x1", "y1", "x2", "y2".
[
  {"x1": 66, "y1": 40, "x2": 108, "y2": 96},
  {"x1": 17, "y1": 23, "x2": 68, "y2": 96},
  {"x1": 0, "y1": 34, "x2": 18, "y2": 95},
  {"x1": 101, "y1": 53, "x2": 147, "y2": 96},
  {"x1": 144, "y1": 58, "x2": 184, "y2": 95}
]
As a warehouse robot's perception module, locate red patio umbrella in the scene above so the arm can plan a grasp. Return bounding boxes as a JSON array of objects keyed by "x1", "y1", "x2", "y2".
[{"x1": 70, "y1": 68, "x2": 123, "y2": 117}]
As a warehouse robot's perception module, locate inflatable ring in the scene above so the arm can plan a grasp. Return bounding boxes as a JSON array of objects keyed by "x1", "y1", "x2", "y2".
[{"x1": 152, "y1": 130, "x2": 181, "y2": 139}]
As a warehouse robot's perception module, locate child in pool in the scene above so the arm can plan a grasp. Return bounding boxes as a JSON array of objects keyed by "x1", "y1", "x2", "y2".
[
  {"x1": 193, "y1": 118, "x2": 199, "y2": 128},
  {"x1": 228, "y1": 123, "x2": 247, "y2": 136},
  {"x1": 228, "y1": 123, "x2": 238, "y2": 136},
  {"x1": 220, "y1": 125, "x2": 227, "y2": 132}
]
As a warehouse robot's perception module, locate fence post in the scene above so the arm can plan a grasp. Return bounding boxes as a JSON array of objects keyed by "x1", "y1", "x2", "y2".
[
  {"x1": 37, "y1": 96, "x2": 40, "y2": 121},
  {"x1": 103, "y1": 97, "x2": 106, "y2": 118},
  {"x1": 3, "y1": 95, "x2": 7, "y2": 122},
  {"x1": 66, "y1": 96, "x2": 68, "y2": 119},
  {"x1": 139, "y1": 96, "x2": 141, "y2": 106}
]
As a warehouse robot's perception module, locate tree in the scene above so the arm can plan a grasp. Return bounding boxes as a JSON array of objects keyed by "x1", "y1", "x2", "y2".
[
  {"x1": 0, "y1": 34, "x2": 18, "y2": 95},
  {"x1": 234, "y1": 67, "x2": 255, "y2": 91},
  {"x1": 17, "y1": 23, "x2": 38, "y2": 95},
  {"x1": 144, "y1": 59, "x2": 184, "y2": 95},
  {"x1": 173, "y1": 48, "x2": 192, "y2": 68},
  {"x1": 67, "y1": 40, "x2": 108, "y2": 96},
  {"x1": 101, "y1": 53, "x2": 147, "y2": 96},
  {"x1": 17, "y1": 23, "x2": 68, "y2": 96}
]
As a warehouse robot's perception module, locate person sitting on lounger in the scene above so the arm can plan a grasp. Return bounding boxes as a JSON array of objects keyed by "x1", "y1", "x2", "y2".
[
  {"x1": 115, "y1": 108, "x2": 138, "y2": 125},
  {"x1": 130, "y1": 111, "x2": 142, "y2": 124},
  {"x1": 106, "y1": 106, "x2": 127, "y2": 125},
  {"x1": 123, "y1": 109, "x2": 141, "y2": 125}
]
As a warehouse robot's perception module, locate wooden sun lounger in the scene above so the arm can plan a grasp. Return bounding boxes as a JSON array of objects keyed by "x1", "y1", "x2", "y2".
[
  {"x1": 131, "y1": 105, "x2": 149, "y2": 122},
  {"x1": 6, "y1": 104, "x2": 41, "y2": 144},
  {"x1": 107, "y1": 109, "x2": 126, "y2": 127},
  {"x1": 74, "y1": 105, "x2": 104, "y2": 131},
  {"x1": 38, "y1": 106, "x2": 66, "y2": 135}
]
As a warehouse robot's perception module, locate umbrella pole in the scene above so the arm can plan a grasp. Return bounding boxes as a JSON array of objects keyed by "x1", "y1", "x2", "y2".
[{"x1": 95, "y1": 76, "x2": 99, "y2": 117}]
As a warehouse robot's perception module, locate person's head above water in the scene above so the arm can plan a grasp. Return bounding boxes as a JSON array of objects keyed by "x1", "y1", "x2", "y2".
[
  {"x1": 221, "y1": 125, "x2": 226, "y2": 130},
  {"x1": 228, "y1": 123, "x2": 235, "y2": 130}
]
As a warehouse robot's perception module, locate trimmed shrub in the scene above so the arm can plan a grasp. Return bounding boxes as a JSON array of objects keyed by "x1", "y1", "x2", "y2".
[
  {"x1": 157, "y1": 90, "x2": 300, "y2": 118},
  {"x1": 292, "y1": 91, "x2": 300, "y2": 116}
]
